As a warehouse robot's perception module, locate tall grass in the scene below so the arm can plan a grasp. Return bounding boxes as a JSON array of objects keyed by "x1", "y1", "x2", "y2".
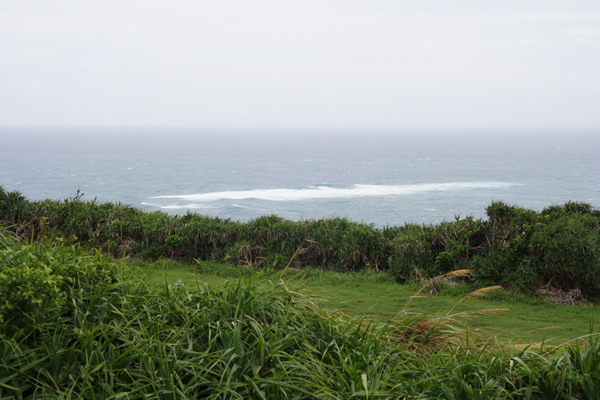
[{"x1": 1, "y1": 230, "x2": 600, "y2": 398}]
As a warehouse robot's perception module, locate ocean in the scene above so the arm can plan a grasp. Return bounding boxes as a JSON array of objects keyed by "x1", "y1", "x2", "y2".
[{"x1": 1, "y1": 127, "x2": 599, "y2": 227}]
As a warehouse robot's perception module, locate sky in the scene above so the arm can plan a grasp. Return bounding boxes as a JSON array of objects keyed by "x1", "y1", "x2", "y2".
[{"x1": 1, "y1": 0, "x2": 600, "y2": 129}]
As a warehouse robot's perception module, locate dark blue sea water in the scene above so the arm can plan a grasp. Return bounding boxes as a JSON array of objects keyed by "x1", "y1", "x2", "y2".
[{"x1": 1, "y1": 127, "x2": 599, "y2": 226}]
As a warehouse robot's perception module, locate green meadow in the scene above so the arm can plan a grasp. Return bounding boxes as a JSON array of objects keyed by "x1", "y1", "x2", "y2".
[
  {"x1": 139, "y1": 259, "x2": 599, "y2": 345},
  {"x1": 1, "y1": 189, "x2": 600, "y2": 398}
]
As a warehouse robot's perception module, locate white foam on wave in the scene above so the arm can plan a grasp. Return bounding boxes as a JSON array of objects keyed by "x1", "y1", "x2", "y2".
[
  {"x1": 151, "y1": 182, "x2": 523, "y2": 203},
  {"x1": 230, "y1": 203, "x2": 252, "y2": 210},
  {"x1": 141, "y1": 202, "x2": 211, "y2": 210}
]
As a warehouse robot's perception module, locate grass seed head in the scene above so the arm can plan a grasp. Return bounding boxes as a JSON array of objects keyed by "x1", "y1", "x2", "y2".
[
  {"x1": 468, "y1": 285, "x2": 503, "y2": 297},
  {"x1": 446, "y1": 269, "x2": 473, "y2": 278}
]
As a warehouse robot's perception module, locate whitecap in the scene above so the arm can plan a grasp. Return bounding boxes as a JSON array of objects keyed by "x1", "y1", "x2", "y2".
[
  {"x1": 230, "y1": 203, "x2": 252, "y2": 210},
  {"x1": 151, "y1": 182, "x2": 523, "y2": 203},
  {"x1": 141, "y1": 202, "x2": 211, "y2": 210}
]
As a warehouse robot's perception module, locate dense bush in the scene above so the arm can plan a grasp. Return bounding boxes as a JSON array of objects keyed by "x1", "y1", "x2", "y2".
[
  {"x1": 0, "y1": 230, "x2": 118, "y2": 322},
  {"x1": 0, "y1": 190, "x2": 390, "y2": 271},
  {"x1": 386, "y1": 217, "x2": 486, "y2": 280},
  {"x1": 1, "y1": 188, "x2": 599, "y2": 299},
  {"x1": 386, "y1": 201, "x2": 600, "y2": 299},
  {"x1": 525, "y1": 214, "x2": 600, "y2": 294}
]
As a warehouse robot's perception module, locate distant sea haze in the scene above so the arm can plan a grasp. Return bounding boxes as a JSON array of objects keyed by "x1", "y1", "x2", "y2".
[{"x1": 1, "y1": 128, "x2": 599, "y2": 226}]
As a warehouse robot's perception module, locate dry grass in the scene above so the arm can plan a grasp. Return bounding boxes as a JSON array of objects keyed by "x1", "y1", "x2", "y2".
[
  {"x1": 468, "y1": 285, "x2": 503, "y2": 297},
  {"x1": 446, "y1": 269, "x2": 473, "y2": 278}
]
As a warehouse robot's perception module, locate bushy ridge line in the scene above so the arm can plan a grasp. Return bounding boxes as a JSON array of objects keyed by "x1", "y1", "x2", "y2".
[
  {"x1": 1, "y1": 187, "x2": 599, "y2": 299},
  {"x1": 1, "y1": 232, "x2": 599, "y2": 399}
]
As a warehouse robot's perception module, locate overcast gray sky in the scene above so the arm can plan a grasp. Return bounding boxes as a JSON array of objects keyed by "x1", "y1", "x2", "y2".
[{"x1": 1, "y1": 0, "x2": 599, "y2": 129}]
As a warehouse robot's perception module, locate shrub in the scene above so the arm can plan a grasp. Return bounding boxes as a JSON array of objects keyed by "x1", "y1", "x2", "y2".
[
  {"x1": 0, "y1": 231, "x2": 118, "y2": 322},
  {"x1": 525, "y1": 214, "x2": 600, "y2": 297},
  {"x1": 0, "y1": 190, "x2": 35, "y2": 229}
]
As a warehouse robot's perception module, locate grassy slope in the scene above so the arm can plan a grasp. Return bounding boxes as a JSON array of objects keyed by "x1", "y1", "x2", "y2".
[{"x1": 137, "y1": 259, "x2": 599, "y2": 345}]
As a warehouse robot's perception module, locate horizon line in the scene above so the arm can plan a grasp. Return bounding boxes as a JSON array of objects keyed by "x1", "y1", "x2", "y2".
[{"x1": 1, "y1": 124, "x2": 600, "y2": 132}]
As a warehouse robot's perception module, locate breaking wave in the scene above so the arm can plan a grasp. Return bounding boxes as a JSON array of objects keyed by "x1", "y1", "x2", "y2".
[
  {"x1": 150, "y1": 182, "x2": 523, "y2": 204},
  {"x1": 140, "y1": 202, "x2": 211, "y2": 210}
]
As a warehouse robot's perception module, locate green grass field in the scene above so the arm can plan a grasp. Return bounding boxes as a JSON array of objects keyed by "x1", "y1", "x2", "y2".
[
  {"x1": 136, "y1": 259, "x2": 600, "y2": 345},
  {"x1": 3, "y1": 233, "x2": 599, "y2": 398}
]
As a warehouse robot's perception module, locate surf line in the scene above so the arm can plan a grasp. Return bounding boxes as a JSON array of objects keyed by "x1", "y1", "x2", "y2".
[{"x1": 150, "y1": 182, "x2": 523, "y2": 203}]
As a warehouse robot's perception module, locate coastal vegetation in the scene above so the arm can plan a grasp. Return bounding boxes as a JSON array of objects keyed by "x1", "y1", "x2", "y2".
[{"x1": 1, "y1": 186, "x2": 599, "y2": 300}]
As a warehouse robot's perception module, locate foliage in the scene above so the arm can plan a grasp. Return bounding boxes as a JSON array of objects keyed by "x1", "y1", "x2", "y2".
[
  {"x1": 0, "y1": 230, "x2": 117, "y2": 322},
  {"x1": 0, "y1": 234, "x2": 599, "y2": 398},
  {"x1": 1, "y1": 188, "x2": 600, "y2": 298},
  {"x1": 525, "y1": 214, "x2": 600, "y2": 295}
]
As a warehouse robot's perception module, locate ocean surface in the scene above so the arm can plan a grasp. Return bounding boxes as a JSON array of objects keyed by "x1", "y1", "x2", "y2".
[{"x1": 1, "y1": 127, "x2": 599, "y2": 227}]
